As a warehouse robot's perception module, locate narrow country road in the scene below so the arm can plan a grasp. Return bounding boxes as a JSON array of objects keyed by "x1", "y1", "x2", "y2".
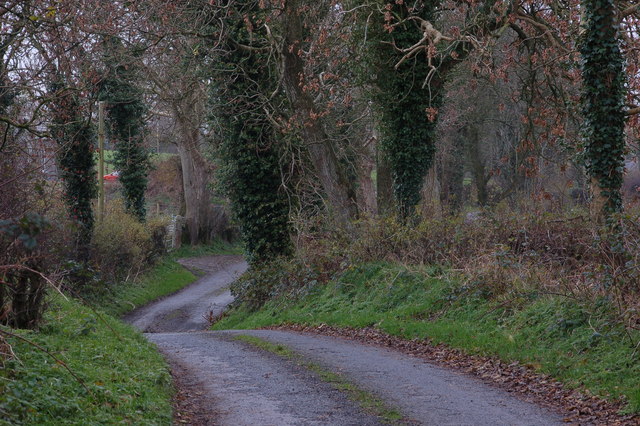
[
  {"x1": 125, "y1": 255, "x2": 247, "y2": 333},
  {"x1": 126, "y1": 256, "x2": 565, "y2": 425}
]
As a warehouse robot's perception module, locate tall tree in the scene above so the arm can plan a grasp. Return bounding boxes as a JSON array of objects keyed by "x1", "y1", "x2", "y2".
[
  {"x1": 361, "y1": 0, "x2": 510, "y2": 218},
  {"x1": 370, "y1": 1, "x2": 442, "y2": 219},
  {"x1": 99, "y1": 37, "x2": 150, "y2": 221},
  {"x1": 50, "y1": 80, "x2": 97, "y2": 262},
  {"x1": 280, "y1": 0, "x2": 359, "y2": 224},
  {"x1": 145, "y1": 34, "x2": 223, "y2": 244}
]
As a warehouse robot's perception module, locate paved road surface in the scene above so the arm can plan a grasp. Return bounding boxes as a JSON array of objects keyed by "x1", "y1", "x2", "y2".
[
  {"x1": 127, "y1": 255, "x2": 564, "y2": 425},
  {"x1": 125, "y1": 255, "x2": 247, "y2": 332}
]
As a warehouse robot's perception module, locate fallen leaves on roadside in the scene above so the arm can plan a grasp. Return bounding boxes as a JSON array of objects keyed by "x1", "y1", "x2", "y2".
[{"x1": 170, "y1": 360, "x2": 220, "y2": 426}]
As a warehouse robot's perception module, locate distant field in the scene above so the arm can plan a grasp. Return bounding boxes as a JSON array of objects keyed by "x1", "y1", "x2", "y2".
[{"x1": 94, "y1": 150, "x2": 178, "y2": 174}]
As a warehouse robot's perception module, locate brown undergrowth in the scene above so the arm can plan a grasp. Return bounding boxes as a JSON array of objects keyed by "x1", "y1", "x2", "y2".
[{"x1": 291, "y1": 208, "x2": 640, "y2": 334}]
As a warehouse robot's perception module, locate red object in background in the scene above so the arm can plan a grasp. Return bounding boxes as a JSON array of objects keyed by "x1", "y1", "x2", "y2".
[{"x1": 103, "y1": 171, "x2": 120, "y2": 181}]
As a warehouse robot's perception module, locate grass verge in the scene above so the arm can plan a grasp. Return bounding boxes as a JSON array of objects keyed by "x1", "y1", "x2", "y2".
[
  {"x1": 215, "y1": 262, "x2": 640, "y2": 413},
  {"x1": 233, "y1": 334, "x2": 404, "y2": 424},
  {"x1": 0, "y1": 296, "x2": 172, "y2": 425}
]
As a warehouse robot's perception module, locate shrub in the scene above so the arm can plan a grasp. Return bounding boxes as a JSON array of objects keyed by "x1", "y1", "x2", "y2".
[
  {"x1": 230, "y1": 258, "x2": 321, "y2": 312},
  {"x1": 0, "y1": 214, "x2": 51, "y2": 329},
  {"x1": 91, "y1": 201, "x2": 168, "y2": 282},
  {"x1": 230, "y1": 203, "x2": 640, "y2": 332},
  {"x1": 1, "y1": 146, "x2": 63, "y2": 329}
]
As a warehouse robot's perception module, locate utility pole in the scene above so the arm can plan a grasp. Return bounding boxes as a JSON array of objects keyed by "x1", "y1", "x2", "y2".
[{"x1": 98, "y1": 101, "x2": 105, "y2": 221}]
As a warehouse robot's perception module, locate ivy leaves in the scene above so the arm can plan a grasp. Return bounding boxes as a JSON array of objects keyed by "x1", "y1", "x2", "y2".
[
  {"x1": 0, "y1": 213, "x2": 50, "y2": 251},
  {"x1": 371, "y1": 1, "x2": 441, "y2": 219},
  {"x1": 214, "y1": 2, "x2": 293, "y2": 264},
  {"x1": 50, "y1": 85, "x2": 97, "y2": 255},
  {"x1": 580, "y1": 0, "x2": 626, "y2": 216}
]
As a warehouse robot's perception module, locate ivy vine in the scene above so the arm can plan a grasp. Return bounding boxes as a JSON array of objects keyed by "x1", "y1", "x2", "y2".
[
  {"x1": 371, "y1": 1, "x2": 441, "y2": 219},
  {"x1": 580, "y1": 0, "x2": 626, "y2": 217},
  {"x1": 50, "y1": 79, "x2": 97, "y2": 261}
]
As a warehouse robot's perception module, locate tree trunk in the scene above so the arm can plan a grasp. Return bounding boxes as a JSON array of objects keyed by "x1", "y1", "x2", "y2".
[
  {"x1": 175, "y1": 115, "x2": 217, "y2": 245},
  {"x1": 281, "y1": 0, "x2": 358, "y2": 224},
  {"x1": 357, "y1": 147, "x2": 377, "y2": 215},
  {"x1": 376, "y1": 144, "x2": 394, "y2": 216},
  {"x1": 580, "y1": 0, "x2": 626, "y2": 225},
  {"x1": 421, "y1": 167, "x2": 442, "y2": 219},
  {"x1": 465, "y1": 126, "x2": 489, "y2": 206},
  {"x1": 589, "y1": 177, "x2": 608, "y2": 223},
  {"x1": 439, "y1": 132, "x2": 466, "y2": 213}
]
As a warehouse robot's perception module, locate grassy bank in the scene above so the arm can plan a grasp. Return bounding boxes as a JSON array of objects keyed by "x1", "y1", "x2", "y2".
[
  {"x1": 214, "y1": 262, "x2": 640, "y2": 413},
  {"x1": 0, "y1": 297, "x2": 172, "y2": 425},
  {"x1": 1, "y1": 242, "x2": 240, "y2": 425}
]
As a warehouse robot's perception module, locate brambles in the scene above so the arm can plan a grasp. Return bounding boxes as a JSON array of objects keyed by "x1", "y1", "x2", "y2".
[
  {"x1": 0, "y1": 213, "x2": 51, "y2": 328},
  {"x1": 229, "y1": 258, "x2": 311, "y2": 311},
  {"x1": 230, "y1": 205, "x2": 640, "y2": 329}
]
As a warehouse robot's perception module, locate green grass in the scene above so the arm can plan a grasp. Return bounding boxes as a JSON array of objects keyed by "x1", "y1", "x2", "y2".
[
  {"x1": 96, "y1": 241, "x2": 241, "y2": 317},
  {"x1": 233, "y1": 334, "x2": 404, "y2": 424},
  {"x1": 169, "y1": 240, "x2": 242, "y2": 259},
  {"x1": 215, "y1": 262, "x2": 640, "y2": 413},
  {"x1": 94, "y1": 150, "x2": 116, "y2": 173},
  {"x1": 0, "y1": 296, "x2": 172, "y2": 425},
  {"x1": 96, "y1": 257, "x2": 196, "y2": 317}
]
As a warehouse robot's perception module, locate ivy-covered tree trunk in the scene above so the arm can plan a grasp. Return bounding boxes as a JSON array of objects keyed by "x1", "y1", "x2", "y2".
[
  {"x1": 363, "y1": 0, "x2": 506, "y2": 218},
  {"x1": 50, "y1": 82, "x2": 97, "y2": 262},
  {"x1": 371, "y1": 1, "x2": 442, "y2": 220},
  {"x1": 215, "y1": 2, "x2": 293, "y2": 263},
  {"x1": 580, "y1": 0, "x2": 627, "y2": 224},
  {"x1": 220, "y1": 121, "x2": 293, "y2": 263},
  {"x1": 99, "y1": 37, "x2": 149, "y2": 221}
]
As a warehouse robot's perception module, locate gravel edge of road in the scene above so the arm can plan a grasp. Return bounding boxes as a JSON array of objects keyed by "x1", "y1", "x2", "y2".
[
  {"x1": 169, "y1": 355, "x2": 221, "y2": 425},
  {"x1": 265, "y1": 324, "x2": 639, "y2": 426}
]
